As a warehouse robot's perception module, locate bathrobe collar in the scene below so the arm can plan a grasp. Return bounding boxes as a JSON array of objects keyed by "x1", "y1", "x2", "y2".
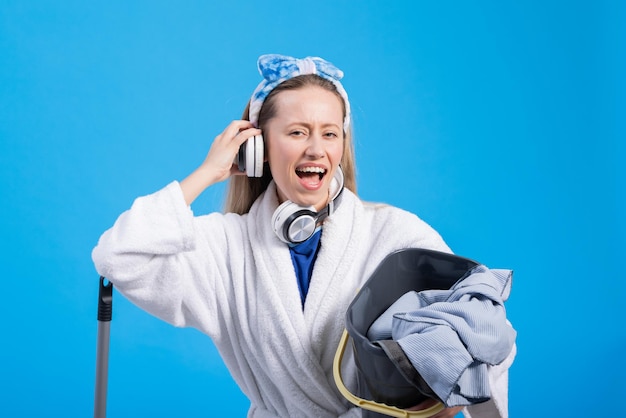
[{"x1": 245, "y1": 181, "x2": 364, "y2": 407}]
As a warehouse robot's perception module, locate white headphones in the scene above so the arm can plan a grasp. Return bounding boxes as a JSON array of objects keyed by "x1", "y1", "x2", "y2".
[
  {"x1": 271, "y1": 165, "x2": 345, "y2": 244},
  {"x1": 236, "y1": 134, "x2": 264, "y2": 177}
]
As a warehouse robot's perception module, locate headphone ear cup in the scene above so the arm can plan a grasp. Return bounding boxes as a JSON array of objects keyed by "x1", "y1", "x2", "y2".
[
  {"x1": 244, "y1": 135, "x2": 264, "y2": 177},
  {"x1": 236, "y1": 141, "x2": 246, "y2": 172},
  {"x1": 245, "y1": 136, "x2": 255, "y2": 177},
  {"x1": 272, "y1": 200, "x2": 317, "y2": 244},
  {"x1": 253, "y1": 135, "x2": 264, "y2": 177},
  {"x1": 235, "y1": 135, "x2": 264, "y2": 177}
]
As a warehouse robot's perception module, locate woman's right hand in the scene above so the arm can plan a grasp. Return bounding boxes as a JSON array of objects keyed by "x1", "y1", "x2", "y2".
[
  {"x1": 406, "y1": 399, "x2": 463, "y2": 418},
  {"x1": 180, "y1": 120, "x2": 261, "y2": 205}
]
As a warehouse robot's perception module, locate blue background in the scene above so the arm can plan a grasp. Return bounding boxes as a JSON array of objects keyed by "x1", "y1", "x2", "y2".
[{"x1": 1, "y1": 1, "x2": 623, "y2": 417}]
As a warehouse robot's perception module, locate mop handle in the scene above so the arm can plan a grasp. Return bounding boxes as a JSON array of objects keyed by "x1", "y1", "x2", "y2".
[
  {"x1": 94, "y1": 277, "x2": 113, "y2": 418},
  {"x1": 332, "y1": 329, "x2": 445, "y2": 418}
]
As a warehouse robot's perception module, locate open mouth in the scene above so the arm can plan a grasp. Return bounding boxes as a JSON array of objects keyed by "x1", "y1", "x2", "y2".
[{"x1": 296, "y1": 166, "x2": 326, "y2": 181}]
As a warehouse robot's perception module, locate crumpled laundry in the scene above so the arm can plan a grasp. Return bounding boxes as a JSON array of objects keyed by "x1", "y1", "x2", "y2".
[{"x1": 368, "y1": 266, "x2": 517, "y2": 407}]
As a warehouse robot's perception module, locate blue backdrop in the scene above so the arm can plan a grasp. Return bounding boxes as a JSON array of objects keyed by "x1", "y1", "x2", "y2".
[{"x1": 1, "y1": 1, "x2": 623, "y2": 417}]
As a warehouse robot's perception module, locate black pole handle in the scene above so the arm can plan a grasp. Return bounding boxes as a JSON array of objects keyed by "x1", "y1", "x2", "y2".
[{"x1": 97, "y1": 276, "x2": 113, "y2": 322}]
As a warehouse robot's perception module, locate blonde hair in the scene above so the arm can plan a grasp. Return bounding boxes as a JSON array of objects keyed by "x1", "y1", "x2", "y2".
[{"x1": 224, "y1": 74, "x2": 357, "y2": 214}]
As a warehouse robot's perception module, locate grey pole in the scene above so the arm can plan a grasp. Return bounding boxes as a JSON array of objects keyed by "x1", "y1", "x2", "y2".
[{"x1": 94, "y1": 277, "x2": 113, "y2": 418}]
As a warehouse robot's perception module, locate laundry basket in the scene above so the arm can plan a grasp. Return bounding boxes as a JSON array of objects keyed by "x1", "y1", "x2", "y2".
[{"x1": 333, "y1": 248, "x2": 478, "y2": 417}]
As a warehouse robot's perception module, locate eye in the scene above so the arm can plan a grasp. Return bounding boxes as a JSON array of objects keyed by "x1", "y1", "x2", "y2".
[
  {"x1": 289, "y1": 129, "x2": 307, "y2": 138},
  {"x1": 324, "y1": 131, "x2": 339, "y2": 139}
]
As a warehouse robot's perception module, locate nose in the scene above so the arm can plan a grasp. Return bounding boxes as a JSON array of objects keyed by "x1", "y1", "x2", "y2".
[{"x1": 305, "y1": 134, "x2": 324, "y2": 159}]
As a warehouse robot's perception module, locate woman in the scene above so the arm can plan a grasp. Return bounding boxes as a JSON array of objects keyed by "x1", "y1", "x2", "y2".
[{"x1": 93, "y1": 54, "x2": 514, "y2": 417}]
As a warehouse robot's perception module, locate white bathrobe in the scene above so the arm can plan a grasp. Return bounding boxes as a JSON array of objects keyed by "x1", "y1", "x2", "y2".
[{"x1": 92, "y1": 181, "x2": 514, "y2": 418}]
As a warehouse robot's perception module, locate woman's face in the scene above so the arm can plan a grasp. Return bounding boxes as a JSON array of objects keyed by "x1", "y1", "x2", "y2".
[{"x1": 264, "y1": 85, "x2": 344, "y2": 211}]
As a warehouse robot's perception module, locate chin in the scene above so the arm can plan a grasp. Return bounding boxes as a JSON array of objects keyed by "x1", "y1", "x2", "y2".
[{"x1": 294, "y1": 193, "x2": 327, "y2": 210}]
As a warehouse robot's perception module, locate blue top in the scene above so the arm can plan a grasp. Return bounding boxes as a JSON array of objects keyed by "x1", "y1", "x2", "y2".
[{"x1": 288, "y1": 228, "x2": 322, "y2": 307}]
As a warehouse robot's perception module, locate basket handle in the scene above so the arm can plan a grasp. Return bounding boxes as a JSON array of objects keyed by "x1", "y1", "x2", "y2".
[{"x1": 333, "y1": 329, "x2": 445, "y2": 418}]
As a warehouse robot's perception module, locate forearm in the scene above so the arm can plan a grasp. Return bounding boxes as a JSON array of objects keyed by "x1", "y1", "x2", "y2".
[{"x1": 180, "y1": 165, "x2": 223, "y2": 206}]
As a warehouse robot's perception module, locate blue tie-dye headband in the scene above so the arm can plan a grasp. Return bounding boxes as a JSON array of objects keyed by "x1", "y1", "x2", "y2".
[{"x1": 248, "y1": 54, "x2": 351, "y2": 130}]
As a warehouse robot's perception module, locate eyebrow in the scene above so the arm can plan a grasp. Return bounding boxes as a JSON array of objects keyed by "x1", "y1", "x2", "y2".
[{"x1": 286, "y1": 122, "x2": 342, "y2": 130}]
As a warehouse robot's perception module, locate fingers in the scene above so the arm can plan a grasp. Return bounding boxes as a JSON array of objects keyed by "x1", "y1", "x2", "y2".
[
  {"x1": 406, "y1": 399, "x2": 438, "y2": 411},
  {"x1": 209, "y1": 120, "x2": 261, "y2": 161},
  {"x1": 218, "y1": 121, "x2": 261, "y2": 172},
  {"x1": 430, "y1": 406, "x2": 464, "y2": 418},
  {"x1": 199, "y1": 120, "x2": 262, "y2": 180},
  {"x1": 181, "y1": 120, "x2": 262, "y2": 203},
  {"x1": 218, "y1": 120, "x2": 261, "y2": 150},
  {"x1": 406, "y1": 399, "x2": 463, "y2": 418}
]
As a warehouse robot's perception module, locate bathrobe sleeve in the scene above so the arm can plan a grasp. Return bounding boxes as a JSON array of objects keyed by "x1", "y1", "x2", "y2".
[{"x1": 91, "y1": 181, "x2": 236, "y2": 334}]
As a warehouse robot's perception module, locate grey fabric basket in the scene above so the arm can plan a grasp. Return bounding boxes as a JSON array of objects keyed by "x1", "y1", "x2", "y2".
[{"x1": 342, "y1": 248, "x2": 478, "y2": 417}]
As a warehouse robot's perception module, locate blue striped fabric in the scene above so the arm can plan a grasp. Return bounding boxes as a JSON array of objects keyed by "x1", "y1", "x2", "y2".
[{"x1": 389, "y1": 266, "x2": 516, "y2": 406}]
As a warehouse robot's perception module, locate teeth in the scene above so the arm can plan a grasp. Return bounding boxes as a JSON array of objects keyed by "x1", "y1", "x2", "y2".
[{"x1": 297, "y1": 167, "x2": 326, "y2": 174}]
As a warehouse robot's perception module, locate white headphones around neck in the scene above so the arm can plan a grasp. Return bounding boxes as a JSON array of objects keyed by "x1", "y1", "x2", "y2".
[{"x1": 271, "y1": 165, "x2": 345, "y2": 244}]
